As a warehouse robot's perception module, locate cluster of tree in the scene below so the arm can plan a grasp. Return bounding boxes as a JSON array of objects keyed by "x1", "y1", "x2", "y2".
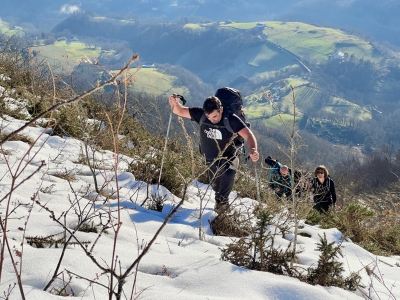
[
  {"x1": 334, "y1": 144, "x2": 400, "y2": 196},
  {"x1": 308, "y1": 58, "x2": 375, "y2": 106},
  {"x1": 157, "y1": 64, "x2": 214, "y2": 106}
]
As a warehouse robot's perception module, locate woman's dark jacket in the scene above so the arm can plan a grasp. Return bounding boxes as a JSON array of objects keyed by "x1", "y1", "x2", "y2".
[{"x1": 310, "y1": 177, "x2": 336, "y2": 205}]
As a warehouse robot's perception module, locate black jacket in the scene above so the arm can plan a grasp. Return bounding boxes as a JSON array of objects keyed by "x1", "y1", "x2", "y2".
[{"x1": 310, "y1": 177, "x2": 336, "y2": 205}]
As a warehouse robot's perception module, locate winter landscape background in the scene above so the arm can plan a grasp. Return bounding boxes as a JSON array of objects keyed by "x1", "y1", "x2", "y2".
[{"x1": 1, "y1": 1, "x2": 400, "y2": 299}]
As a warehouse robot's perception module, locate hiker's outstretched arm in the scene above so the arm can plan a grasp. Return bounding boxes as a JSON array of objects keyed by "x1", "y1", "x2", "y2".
[
  {"x1": 169, "y1": 95, "x2": 190, "y2": 118},
  {"x1": 238, "y1": 127, "x2": 259, "y2": 162}
]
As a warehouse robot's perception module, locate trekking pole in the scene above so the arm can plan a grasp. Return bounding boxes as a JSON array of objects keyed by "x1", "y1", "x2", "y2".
[
  {"x1": 157, "y1": 94, "x2": 186, "y2": 193},
  {"x1": 251, "y1": 148, "x2": 261, "y2": 201}
]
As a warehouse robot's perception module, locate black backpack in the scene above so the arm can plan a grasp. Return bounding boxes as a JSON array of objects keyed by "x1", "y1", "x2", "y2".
[
  {"x1": 215, "y1": 87, "x2": 250, "y2": 128},
  {"x1": 200, "y1": 87, "x2": 250, "y2": 149}
]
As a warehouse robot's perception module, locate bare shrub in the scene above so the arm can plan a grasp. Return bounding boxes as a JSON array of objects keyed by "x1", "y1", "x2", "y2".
[
  {"x1": 49, "y1": 271, "x2": 76, "y2": 296},
  {"x1": 146, "y1": 194, "x2": 167, "y2": 212},
  {"x1": 0, "y1": 133, "x2": 34, "y2": 146},
  {"x1": 52, "y1": 170, "x2": 77, "y2": 182},
  {"x1": 233, "y1": 159, "x2": 270, "y2": 201},
  {"x1": 127, "y1": 134, "x2": 204, "y2": 197}
]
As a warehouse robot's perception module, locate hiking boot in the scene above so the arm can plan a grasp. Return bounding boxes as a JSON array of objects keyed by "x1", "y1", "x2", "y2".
[
  {"x1": 210, "y1": 209, "x2": 249, "y2": 237},
  {"x1": 214, "y1": 202, "x2": 230, "y2": 215}
]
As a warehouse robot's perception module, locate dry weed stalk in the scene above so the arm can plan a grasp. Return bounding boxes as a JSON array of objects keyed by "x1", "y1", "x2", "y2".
[{"x1": 262, "y1": 85, "x2": 309, "y2": 267}]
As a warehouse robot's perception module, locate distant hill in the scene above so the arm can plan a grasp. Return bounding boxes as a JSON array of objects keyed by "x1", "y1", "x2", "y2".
[
  {"x1": 2, "y1": 0, "x2": 400, "y2": 47},
  {"x1": 16, "y1": 15, "x2": 400, "y2": 151},
  {"x1": 52, "y1": 16, "x2": 388, "y2": 85}
]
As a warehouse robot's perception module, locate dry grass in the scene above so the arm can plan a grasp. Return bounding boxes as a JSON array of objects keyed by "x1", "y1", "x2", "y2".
[
  {"x1": 53, "y1": 171, "x2": 77, "y2": 182},
  {"x1": 0, "y1": 133, "x2": 35, "y2": 146}
]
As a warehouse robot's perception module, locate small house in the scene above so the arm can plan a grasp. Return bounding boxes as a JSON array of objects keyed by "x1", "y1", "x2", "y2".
[
  {"x1": 67, "y1": 36, "x2": 78, "y2": 42},
  {"x1": 142, "y1": 63, "x2": 155, "y2": 68},
  {"x1": 333, "y1": 51, "x2": 344, "y2": 60},
  {"x1": 255, "y1": 23, "x2": 266, "y2": 29}
]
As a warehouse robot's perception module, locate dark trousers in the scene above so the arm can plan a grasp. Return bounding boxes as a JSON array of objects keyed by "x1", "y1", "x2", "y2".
[
  {"x1": 207, "y1": 157, "x2": 239, "y2": 207},
  {"x1": 275, "y1": 190, "x2": 292, "y2": 200},
  {"x1": 313, "y1": 198, "x2": 333, "y2": 213}
]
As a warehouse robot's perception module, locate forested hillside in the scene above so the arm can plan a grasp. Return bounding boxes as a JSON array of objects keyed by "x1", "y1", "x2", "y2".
[{"x1": 48, "y1": 14, "x2": 400, "y2": 154}]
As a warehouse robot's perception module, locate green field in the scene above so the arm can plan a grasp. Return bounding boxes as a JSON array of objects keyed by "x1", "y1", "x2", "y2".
[
  {"x1": 246, "y1": 101, "x2": 273, "y2": 119},
  {"x1": 183, "y1": 24, "x2": 207, "y2": 32},
  {"x1": 220, "y1": 22, "x2": 256, "y2": 30},
  {"x1": 262, "y1": 114, "x2": 295, "y2": 128},
  {"x1": 325, "y1": 97, "x2": 371, "y2": 121},
  {"x1": 249, "y1": 45, "x2": 276, "y2": 66},
  {"x1": 116, "y1": 67, "x2": 188, "y2": 97},
  {"x1": 237, "y1": 45, "x2": 298, "y2": 75},
  {"x1": 281, "y1": 85, "x2": 371, "y2": 121},
  {"x1": 286, "y1": 77, "x2": 308, "y2": 87},
  {"x1": 244, "y1": 77, "x2": 371, "y2": 129},
  {"x1": 33, "y1": 41, "x2": 187, "y2": 97},
  {"x1": 246, "y1": 97, "x2": 298, "y2": 129},
  {"x1": 31, "y1": 40, "x2": 187, "y2": 98},
  {"x1": 226, "y1": 21, "x2": 378, "y2": 63},
  {"x1": 280, "y1": 85, "x2": 319, "y2": 112},
  {"x1": 33, "y1": 41, "x2": 104, "y2": 71}
]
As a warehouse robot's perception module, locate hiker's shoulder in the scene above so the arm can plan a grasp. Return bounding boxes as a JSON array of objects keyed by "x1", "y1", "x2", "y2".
[
  {"x1": 189, "y1": 107, "x2": 204, "y2": 121},
  {"x1": 226, "y1": 111, "x2": 241, "y2": 121},
  {"x1": 226, "y1": 112, "x2": 246, "y2": 130}
]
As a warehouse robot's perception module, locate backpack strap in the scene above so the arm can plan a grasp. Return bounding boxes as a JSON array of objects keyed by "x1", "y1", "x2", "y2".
[
  {"x1": 200, "y1": 110, "x2": 233, "y2": 131},
  {"x1": 223, "y1": 111, "x2": 234, "y2": 133},
  {"x1": 199, "y1": 113, "x2": 207, "y2": 126},
  {"x1": 269, "y1": 162, "x2": 281, "y2": 183}
]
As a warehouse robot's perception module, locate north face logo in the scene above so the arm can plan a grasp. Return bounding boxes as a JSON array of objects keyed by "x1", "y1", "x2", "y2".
[{"x1": 204, "y1": 128, "x2": 222, "y2": 140}]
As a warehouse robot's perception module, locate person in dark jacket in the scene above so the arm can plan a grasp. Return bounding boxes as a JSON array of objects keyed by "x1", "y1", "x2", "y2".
[
  {"x1": 270, "y1": 164, "x2": 292, "y2": 200},
  {"x1": 310, "y1": 165, "x2": 337, "y2": 213},
  {"x1": 169, "y1": 95, "x2": 259, "y2": 213}
]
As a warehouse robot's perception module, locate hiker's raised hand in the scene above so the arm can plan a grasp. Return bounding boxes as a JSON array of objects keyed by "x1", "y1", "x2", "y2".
[
  {"x1": 249, "y1": 149, "x2": 259, "y2": 162},
  {"x1": 168, "y1": 95, "x2": 190, "y2": 118},
  {"x1": 169, "y1": 94, "x2": 179, "y2": 107}
]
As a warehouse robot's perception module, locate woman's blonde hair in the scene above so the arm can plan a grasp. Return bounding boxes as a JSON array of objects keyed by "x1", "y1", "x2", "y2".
[{"x1": 314, "y1": 165, "x2": 329, "y2": 177}]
